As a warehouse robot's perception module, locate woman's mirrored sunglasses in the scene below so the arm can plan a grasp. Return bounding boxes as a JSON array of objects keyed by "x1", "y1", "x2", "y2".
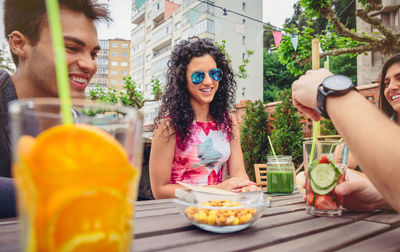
[{"x1": 191, "y1": 68, "x2": 223, "y2": 85}]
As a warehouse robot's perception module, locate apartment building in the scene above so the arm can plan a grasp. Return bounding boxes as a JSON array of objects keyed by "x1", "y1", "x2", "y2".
[
  {"x1": 130, "y1": 0, "x2": 263, "y2": 126},
  {"x1": 108, "y1": 39, "x2": 131, "y2": 92},
  {"x1": 87, "y1": 39, "x2": 109, "y2": 95},
  {"x1": 357, "y1": 0, "x2": 400, "y2": 86},
  {"x1": 87, "y1": 39, "x2": 131, "y2": 95}
]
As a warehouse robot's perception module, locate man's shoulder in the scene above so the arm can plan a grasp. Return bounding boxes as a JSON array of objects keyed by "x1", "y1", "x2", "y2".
[
  {"x1": 0, "y1": 70, "x2": 17, "y2": 105},
  {"x1": 0, "y1": 70, "x2": 11, "y2": 86}
]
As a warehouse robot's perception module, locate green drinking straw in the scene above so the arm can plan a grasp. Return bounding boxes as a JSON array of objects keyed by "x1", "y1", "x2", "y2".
[
  {"x1": 45, "y1": 0, "x2": 73, "y2": 124},
  {"x1": 309, "y1": 121, "x2": 320, "y2": 165},
  {"x1": 267, "y1": 135, "x2": 281, "y2": 169}
]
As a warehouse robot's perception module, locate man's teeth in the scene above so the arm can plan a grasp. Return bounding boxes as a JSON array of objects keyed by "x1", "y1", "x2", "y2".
[
  {"x1": 392, "y1": 95, "x2": 400, "y2": 101},
  {"x1": 201, "y1": 88, "x2": 211, "y2": 92},
  {"x1": 71, "y1": 77, "x2": 87, "y2": 84}
]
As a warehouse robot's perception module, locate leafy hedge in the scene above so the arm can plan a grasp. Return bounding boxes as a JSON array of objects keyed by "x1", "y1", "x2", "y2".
[{"x1": 240, "y1": 100, "x2": 270, "y2": 181}]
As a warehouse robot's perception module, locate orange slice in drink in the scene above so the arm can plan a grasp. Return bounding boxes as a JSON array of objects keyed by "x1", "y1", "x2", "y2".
[
  {"x1": 14, "y1": 124, "x2": 137, "y2": 251},
  {"x1": 27, "y1": 124, "x2": 135, "y2": 194},
  {"x1": 51, "y1": 190, "x2": 131, "y2": 252}
]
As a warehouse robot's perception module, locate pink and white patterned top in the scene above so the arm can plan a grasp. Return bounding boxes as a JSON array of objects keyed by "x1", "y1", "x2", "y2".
[{"x1": 170, "y1": 121, "x2": 231, "y2": 185}]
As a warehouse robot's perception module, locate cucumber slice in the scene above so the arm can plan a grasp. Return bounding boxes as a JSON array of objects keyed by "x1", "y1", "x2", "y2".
[
  {"x1": 309, "y1": 163, "x2": 337, "y2": 189},
  {"x1": 310, "y1": 179, "x2": 337, "y2": 195}
]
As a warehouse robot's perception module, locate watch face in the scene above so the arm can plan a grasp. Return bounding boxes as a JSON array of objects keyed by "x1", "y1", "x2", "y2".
[{"x1": 323, "y1": 75, "x2": 353, "y2": 91}]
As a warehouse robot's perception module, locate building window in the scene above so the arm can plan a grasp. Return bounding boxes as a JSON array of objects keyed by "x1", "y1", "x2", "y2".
[
  {"x1": 242, "y1": 19, "x2": 246, "y2": 25},
  {"x1": 112, "y1": 43, "x2": 119, "y2": 48},
  {"x1": 111, "y1": 61, "x2": 118, "y2": 66},
  {"x1": 111, "y1": 70, "x2": 118, "y2": 76},
  {"x1": 242, "y1": 53, "x2": 246, "y2": 60},
  {"x1": 111, "y1": 52, "x2": 118, "y2": 57},
  {"x1": 175, "y1": 21, "x2": 181, "y2": 31},
  {"x1": 121, "y1": 70, "x2": 128, "y2": 76},
  {"x1": 242, "y1": 87, "x2": 246, "y2": 96},
  {"x1": 121, "y1": 43, "x2": 129, "y2": 48},
  {"x1": 242, "y1": 2, "x2": 246, "y2": 11},
  {"x1": 111, "y1": 79, "x2": 118, "y2": 84},
  {"x1": 242, "y1": 36, "x2": 246, "y2": 45},
  {"x1": 121, "y1": 52, "x2": 128, "y2": 57},
  {"x1": 121, "y1": 62, "x2": 128, "y2": 67},
  {"x1": 146, "y1": 54, "x2": 151, "y2": 62}
]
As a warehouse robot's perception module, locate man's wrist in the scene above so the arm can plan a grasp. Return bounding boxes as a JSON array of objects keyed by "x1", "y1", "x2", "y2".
[
  {"x1": 325, "y1": 90, "x2": 358, "y2": 119},
  {"x1": 317, "y1": 75, "x2": 356, "y2": 119}
]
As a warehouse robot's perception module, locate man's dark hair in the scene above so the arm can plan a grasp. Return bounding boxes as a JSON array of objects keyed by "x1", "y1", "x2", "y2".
[{"x1": 4, "y1": 0, "x2": 111, "y2": 65}]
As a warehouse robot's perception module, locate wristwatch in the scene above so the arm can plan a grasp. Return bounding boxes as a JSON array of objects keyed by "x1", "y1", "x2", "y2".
[{"x1": 316, "y1": 75, "x2": 355, "y2": 119}]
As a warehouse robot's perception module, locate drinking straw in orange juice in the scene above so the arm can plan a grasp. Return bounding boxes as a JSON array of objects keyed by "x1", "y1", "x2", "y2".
[{"x1": 13, "y1": 124, "x2": 137, "y2": 252}]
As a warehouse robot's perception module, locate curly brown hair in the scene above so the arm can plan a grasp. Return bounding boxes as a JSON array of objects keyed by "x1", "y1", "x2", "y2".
[{"x1": 154, "y1": 37, "x2": 237, "y2": 146}]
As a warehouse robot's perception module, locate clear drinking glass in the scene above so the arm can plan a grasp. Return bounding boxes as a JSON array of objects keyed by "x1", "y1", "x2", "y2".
[
  {"x1": 303, "y1": 140, "x2": 347, "y2": 216},
  {"x1": 9, "y1": 98, "x2": 142, "y2": 251},
  {"x1": 267, "y1": 155, "x2": 295, "y2": 195}
]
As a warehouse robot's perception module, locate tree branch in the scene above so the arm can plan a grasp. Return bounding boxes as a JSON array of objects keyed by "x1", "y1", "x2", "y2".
[
  {"x1": 298, "y1": 44, "x2": 378, "y2": 66},
  {"x1": 356, "y1": 9, "x2": 395, "y2": 41},
  {"x1": 366, "y1": 0, "x2": 383, "y2": 11},
  {"x1": 319, "y1": 4, "x2": 380, "y2": 44},
  {"x1": 128, "y1": 91, "x2": 144, "y2": 108}
]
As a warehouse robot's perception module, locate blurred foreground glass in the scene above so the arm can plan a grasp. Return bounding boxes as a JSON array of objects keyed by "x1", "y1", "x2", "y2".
[
  {"x1": 303, "y1": 140, "x2": 347, "y2": 217},
  {"x1": 9, "y1": 98, "x2": 143, "y2": 251},
  {"x1": 267, "y1": 156, "x2": 294, "y2": 195}
]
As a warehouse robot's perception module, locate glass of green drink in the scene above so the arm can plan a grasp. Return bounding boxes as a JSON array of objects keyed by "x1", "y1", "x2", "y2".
[{"x1": 267, "y1": 156, "x2": 294, "y2": 194}]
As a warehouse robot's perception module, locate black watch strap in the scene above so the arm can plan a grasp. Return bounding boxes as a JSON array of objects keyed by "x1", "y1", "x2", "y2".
[{"x1": 316, "y1": 83, "x2": 330, "y2": 119}]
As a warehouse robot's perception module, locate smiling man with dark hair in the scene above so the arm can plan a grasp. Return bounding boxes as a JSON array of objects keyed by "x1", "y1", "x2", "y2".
[{"x1": 0, "y1": 0, "x2": 111, "y2": 218}]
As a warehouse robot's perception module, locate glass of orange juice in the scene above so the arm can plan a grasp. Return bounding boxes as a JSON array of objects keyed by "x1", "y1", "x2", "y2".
[{"x1": 8, "y1": 98, "x2": 142, "y2": 252}]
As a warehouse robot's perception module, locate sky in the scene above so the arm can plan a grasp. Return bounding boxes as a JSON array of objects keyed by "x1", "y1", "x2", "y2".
[
  {"x1": 0, "y1": 0, "x2": 297, "y2": 44},
  {"x1": 96, "y1": 0, "x2": 298, "y2": 40}
]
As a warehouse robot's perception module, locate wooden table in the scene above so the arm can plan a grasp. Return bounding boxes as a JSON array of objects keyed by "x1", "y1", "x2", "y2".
[{"x1": 1, "y1": 191, "x2": 400, "y2": 251}]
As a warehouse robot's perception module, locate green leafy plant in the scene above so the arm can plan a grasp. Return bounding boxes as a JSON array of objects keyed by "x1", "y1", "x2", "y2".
[
  {"x1": 263, "y1": 50, "x2": 297, "y2": 102},
  {"x1": 278, "y1": 0, "x2": 399, "y2": 75},
  {"x1": 214, "y1": 40, "x2": 254, "y2": 79},
  {"x1": 320, "y1": 119, "x2": 338, "y2": 135},
  {"x1": 240, "y1": 100, "x2": 270, "y2": 181},
  {"x1": 0, "y1": 46, "x2": 15, "y2": 73},
  {"x1": 151, "y1": 77, "x2": 163, "y2": 99},
  {"x1": 270, "y1": 89, "x2": 304, "y2": 166},
  {"x1": 90, "y1": 76, "x2": 161, "y2": 110}
]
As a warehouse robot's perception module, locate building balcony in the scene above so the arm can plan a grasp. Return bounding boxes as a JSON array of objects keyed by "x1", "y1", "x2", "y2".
[
  {"x1": 131, "y1": 5, "x2": 145, "y2": 25},
  {"x1": 151, "y1": 0, "x2": 165, "y2": 22}
]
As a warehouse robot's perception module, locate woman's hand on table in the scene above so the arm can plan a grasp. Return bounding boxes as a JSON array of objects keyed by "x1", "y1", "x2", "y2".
[
  {"x1": 335, "y1": 169, "x2": 392, "y2": 211},
  {"x1": 239, "y1": 184, "x2": 261, "y2": 192},
  {"x1": 216, "y1": 177, "x2": 256, "y2": 193}
]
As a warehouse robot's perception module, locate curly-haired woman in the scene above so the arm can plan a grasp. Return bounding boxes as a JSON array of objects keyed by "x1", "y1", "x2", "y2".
[{"x1": 149, "y1": 37, "x2": 258, "y2": 199}]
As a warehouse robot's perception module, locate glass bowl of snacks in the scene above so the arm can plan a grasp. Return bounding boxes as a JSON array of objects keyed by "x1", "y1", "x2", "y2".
[{"x1": 173, "y1": 190, "x2": 269, "y2": 233}]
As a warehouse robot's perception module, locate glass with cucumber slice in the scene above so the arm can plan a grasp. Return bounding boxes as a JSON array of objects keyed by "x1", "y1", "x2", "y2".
[{"x1": 305, "y1": 154, "x2": 345, "y2": 216}]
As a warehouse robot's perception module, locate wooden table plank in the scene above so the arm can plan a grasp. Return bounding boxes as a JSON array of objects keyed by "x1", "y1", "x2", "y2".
[
  {"x1": 0, "y1": 218, "x2": 18, "y2": 226},
  {"x1": 365, "y1": 211, "x2": 400, "y2": 227},
  {"x1": 336, "y1": 227, "x2": 400, "y2": 252},
  {"x1": 159, "y1": 217, "x2": 351, "y2": 251},
  {"x1": 267, "y1": 192, "x2": 301, "y2": 202},
  {"x1": 135, "y1": 202, "x2": 175, "y2": 212},
  {"x1": 133, "y1": 211, "x2": 315, "y2": 251},
  {"x1": 135, "y1": 206, "x2": 179, "y2": 218},
  {"x1": 135, "y1": 198, "x2": 172, "y2": 206},
  {"x1": 0, "y1": 224, "x2": 19, "y2": 252},
  {"x1": 270, "y1": 197, "x2": 305, "y2": 207},
  {"x1": 254, "y1": 221, "x2": 390, "y2": 252},
  {"x1": 134, "y1": 213, "x2": 194, "y2": 238}
]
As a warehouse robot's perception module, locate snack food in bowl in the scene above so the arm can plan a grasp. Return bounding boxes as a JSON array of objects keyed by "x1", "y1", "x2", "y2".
[{"x1": 173, "y1": 190, "x2": 269, "y2": 233}]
